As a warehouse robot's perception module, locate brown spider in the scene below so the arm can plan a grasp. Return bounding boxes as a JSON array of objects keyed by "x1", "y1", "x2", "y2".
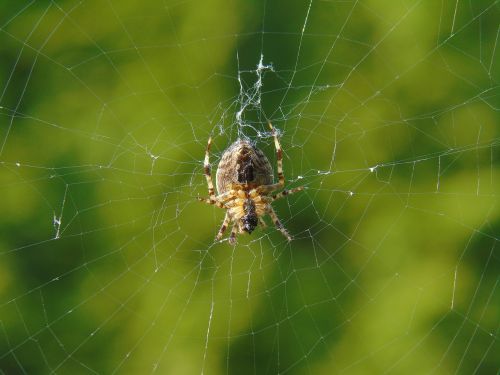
[{"x1": 199, "y1": 123, "x2": 303, "y2": 244}]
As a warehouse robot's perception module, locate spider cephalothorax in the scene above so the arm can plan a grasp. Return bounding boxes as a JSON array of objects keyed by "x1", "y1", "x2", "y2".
[
  {"x1": 199, "y1": 123, "x2": 303, "y2": 244},
  {"x1": 241, "y1": 199, "x2": 258, "y2": 233}
]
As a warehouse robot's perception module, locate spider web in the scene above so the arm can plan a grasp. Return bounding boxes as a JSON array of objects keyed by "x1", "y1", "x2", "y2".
[{"x1": 0, "y1": 0, "x2": 499, "y2": 374}]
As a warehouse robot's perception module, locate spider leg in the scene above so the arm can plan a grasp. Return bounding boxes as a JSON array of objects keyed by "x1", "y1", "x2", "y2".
[
  {"x1": 256, "y1": 183, "x2": 282, "y2": 194},
  {"x1": 271, "y1": 186, "x2": 304, "y2": 201},
  {"x1": 197, "y1": 197, "x2": 226, "y2": 209},
  {"x1": 259, "y1": 217, "x2": 267, "y2": 228},
  {"x1": 216, "y1": 212, "x2": 232, "y2": 241},
  {"x1": 228, "y1": 223, "x2": 238, "y2": 245},
  {"x1": 215, "y1": 189, "x2": 241, "y2": 203},
  {"x1": 203, "y1": 136, "x2": 216, "y2": 202},
  {"x1": 267, "y1": 206, "x2": 292, "y2": 241},
  {"x1": 269, "y1": 122, "x2": 285, "y2": 187},
  {"x1": 198, "y1": 189, "x2": 240, "y2": 208}
]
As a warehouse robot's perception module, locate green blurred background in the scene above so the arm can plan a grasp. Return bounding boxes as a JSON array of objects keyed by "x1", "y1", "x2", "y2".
[{"x1": 0, "y1": 0, "x2": 499, "y2": 374}]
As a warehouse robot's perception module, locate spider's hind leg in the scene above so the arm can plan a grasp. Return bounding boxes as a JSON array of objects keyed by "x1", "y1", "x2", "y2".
[
  {"x1": 198, "y1": 197, "x2": 226, "y2": 209},
  {"x1": 203, "y1": 136, "x2": 217, "y2": 202},
  {"x1": 269, "y1": 122, "x2": 285, "y2": 188},
  {"x1": 271, "y1": 186, "x2": 304, "y2": 201}
]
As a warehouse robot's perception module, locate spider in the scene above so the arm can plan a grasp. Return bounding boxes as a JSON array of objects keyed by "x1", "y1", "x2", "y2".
[{"x1": 198, "y1": 123, "x2": 303, "y2": 244}]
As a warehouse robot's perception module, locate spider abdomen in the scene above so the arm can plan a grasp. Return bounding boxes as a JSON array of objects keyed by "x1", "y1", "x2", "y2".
[{"x1": 216, "y1": 139, "x2": 273, "y2": 194}]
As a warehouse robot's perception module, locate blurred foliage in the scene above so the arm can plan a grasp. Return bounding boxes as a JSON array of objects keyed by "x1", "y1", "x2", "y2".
[{"x1": 0, "y1": 0, "x2": 499, "y2": 374}]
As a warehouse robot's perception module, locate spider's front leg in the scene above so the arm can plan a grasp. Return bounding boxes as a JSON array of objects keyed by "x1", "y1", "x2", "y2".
[
  {"x1": 267, "y1": 205, "x2": 292, "y2": 242},
  {"x1": 228, "y1": 223, "x2": 238, "y2": 245},
  {"x1": 216, "y1": 212, "x2": 232, "y2": 241}
]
